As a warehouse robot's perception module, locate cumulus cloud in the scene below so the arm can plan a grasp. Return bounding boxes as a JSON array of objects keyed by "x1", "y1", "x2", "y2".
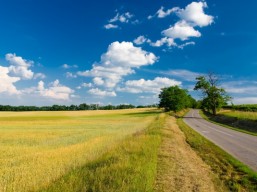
[
  {"x1": 0, "y1": 66, "x2": 20, "y2": 95},
  {"x1": 104, "y1": 11, "x2": 135, "y2": 29},
  {"x1": 104, "y1": 24, "x2": 118, "y2": 29},
  {"x1": 78, "y1": 41, "x2": 158, "y2": 88},
  {"x1": 93, "y1": 77, "x2": 105, "y2": 86},
  {"x1": 150, "y1": 37, "x2": 176, "y2": 47},
  {"x1": 148, "y1": 6, "x2": 179, "y2": 19},
  {"x1": 118, "y1": 77, "x2": 181, "y2": 94},
  {"x1": 134, "y1": 35, "x2": 176, "y2": 47},
  {"x1": 133, "y1": 35, "x2": 150, "y2": 45},
  {"x1": 6, "y1": 53, "x2": 34, "y2": 79},
  {"x1": 88, "y1": 88, "x2": 116, "y2": 97},
  {"x1": 37, "y1": 79, "x2": 74, "y2": 100},
  {"x1": 162, "y1": 21, "x2": 201, "y2": 41},
  {"x1": 109, "y1": 12, "x2": 133, "y2": 23},
  {"x1": 146, "y1": 1, "x2": 213, "y2": 47},
  {"x1": 177, "y1": 1, "x2": 214, "y2": 27}
]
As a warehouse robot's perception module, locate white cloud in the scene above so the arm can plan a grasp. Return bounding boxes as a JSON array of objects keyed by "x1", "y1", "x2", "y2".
[
  {"x1": 93, "y1": 77, "x2": 104, "y2": 86},
  {"x1": 0, "y1": 66, "x2": 20, "y2": 95},
  {"x1": 34, "y1": 73, "x2": 46, "y2": 79},
  {"x1": 105, "y1": 11, "x2": 136, "y2": 29},
  {"x1": 162, "y1": 69, "x2": 204, "y2": 81},
  {"x1": 162, "y1": 21, "x2": 201, "y2": 41},
  {"x1": 148, "y1": 6, "x2": 179, "y2": 19},
  {"x1": 78, "y1": 41, "x2": 158, "y2": 88},
  {"x1": 6, "y1": 53, "x2": 34, "y2": 79},
  {"x1": 65, "y1": 72, "x2": 77, "y2": 78},
  {"x1": 133, "y1": 35, "x2": 149, "y2": 45},
  {"x1": 88, "y1": 88, "x2": 116, "y2": 97},
  {"x1": 150, "y1": 37, "x2": 176, "y2": 47},
  {"x1": 118, "y1": 77, "x2": 181, "y2": 94},
  {"x1": 177, "y1": 41, "x2": 195, "y2": 49},
  {"x1": 177, "y1": 1, "x2": 214, "y2": 27},
  {"x1": 104, "y1": 24, "x2": 118, "y2": 29},
  {"x1": 62, "y1": 64, "x2": 78, "y2": 69},
  {"x1": 37, "y1": 80, "x2": 74, "y2": 100},
  {"x1": 134, "y1": 36, "x2": 176, "y2": 48},
  {"x1": 109, "y1": 12, "x2": 133, "y2": 23},
  {"x1": 146, "y1": 1, "x2": 214, "y2": 48}
]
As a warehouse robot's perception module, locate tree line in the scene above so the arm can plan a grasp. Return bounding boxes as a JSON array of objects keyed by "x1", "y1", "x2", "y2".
[
  {"x1": 159, "y1": 73, "x2": 231, "y2": 115},
  {"x1": 0, "y1": 104, "x2": 157, "y2": 111},
  {"x1": 0, "y1": 73, "x2": 230, "y2": 114}
]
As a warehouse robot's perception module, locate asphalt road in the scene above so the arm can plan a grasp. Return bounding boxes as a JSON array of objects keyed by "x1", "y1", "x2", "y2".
[{"x1": 183, "y1": 109, "x2": 257, "y2": 172}]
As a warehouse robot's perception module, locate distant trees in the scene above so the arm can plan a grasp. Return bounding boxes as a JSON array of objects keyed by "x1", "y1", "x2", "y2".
[
  {"x1": 0, "y1": 103, "x2": 156, "y2": 111},
  {"x1": 158, "y1": 85, "x2": 196, "y2": 112},
  {"x1": 194, "y1": 73, "x2": 231, "y2": 115}
]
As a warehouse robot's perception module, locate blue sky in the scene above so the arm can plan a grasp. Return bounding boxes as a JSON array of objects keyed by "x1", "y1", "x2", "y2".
[{"x1": 0, "y1": 0, "x2": 257, "y2": 106}]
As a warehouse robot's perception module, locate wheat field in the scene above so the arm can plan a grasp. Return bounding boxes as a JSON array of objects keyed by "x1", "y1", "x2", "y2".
[{"x1": 0, "y1": 108, "x2": 159, "y2": 192}]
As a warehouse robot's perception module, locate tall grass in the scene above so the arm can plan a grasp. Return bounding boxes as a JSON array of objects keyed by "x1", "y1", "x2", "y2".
[
  {"x1": 0, "y1": 109, "x2": 161, "y2": 192},
  {"x1": 201, "y1": 110, "x2": 257, "y2": 135},
  {"x1": 221, "y1": 110, "x2": 257, "y2": 121}
]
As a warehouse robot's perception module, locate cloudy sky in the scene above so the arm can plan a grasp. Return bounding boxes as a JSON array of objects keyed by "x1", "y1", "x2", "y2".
[{"x1": 0, "y1": 0, "x2": 257, "y2": 106}]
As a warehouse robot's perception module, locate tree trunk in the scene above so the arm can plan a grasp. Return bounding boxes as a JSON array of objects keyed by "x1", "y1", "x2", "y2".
[{"x1": 212, "y1": 107, "x2": 217, "y2": 115}]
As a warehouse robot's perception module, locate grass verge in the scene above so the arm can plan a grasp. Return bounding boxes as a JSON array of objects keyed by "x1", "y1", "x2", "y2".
[
  {"x1": 177, "y1": 118, "x2": 257, "y2": 192},
  {"x1": 39, "y1": 114, "x2": 166, "y2": 192},
  {"x1": 200, "y1": 110, "x2": 257, "y2": 136}
]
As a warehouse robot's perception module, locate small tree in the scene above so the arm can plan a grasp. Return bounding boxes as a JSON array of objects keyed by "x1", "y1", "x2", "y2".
[
  {"x1": 194, "y1": 73, "x2": 231, "y2": 115},
  {"x1": 159, "y1": 86, "x2": 192, "y2": 112}
]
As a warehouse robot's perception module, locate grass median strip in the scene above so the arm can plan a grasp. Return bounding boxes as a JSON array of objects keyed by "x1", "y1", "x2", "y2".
[{"x1": 177, "y1": 118, "x2": 257, "y2": 192}]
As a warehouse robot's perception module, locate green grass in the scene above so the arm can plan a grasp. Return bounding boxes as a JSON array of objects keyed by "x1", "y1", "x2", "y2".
[
  {"x1": 200, "y1": 110, "x2": 257, "y2": 136},
  {"x1": 177, "y1": 118, "x2": 257, "y2": 192},
  {"x1": 0, "y1": 109, "x2": 162, "y2": 192},
  {"x1": 39, "y1": 114, "x2": 165, "y2": 192}
]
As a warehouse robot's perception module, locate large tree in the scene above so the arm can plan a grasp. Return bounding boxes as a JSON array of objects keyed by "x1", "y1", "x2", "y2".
[
  {"x1": 194, "y1": 73, "x2": 231, "y2": 115},
  {"x1": 159, "y1": 85, "x2": 193, "y2": 112}
]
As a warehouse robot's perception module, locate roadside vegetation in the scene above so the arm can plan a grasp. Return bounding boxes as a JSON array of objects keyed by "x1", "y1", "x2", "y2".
[
  {"x1": 201, "y1": 110, "x2": 257, "y2": 135},
  {"x1": 0, "y1": 109, "x2": 161, "y2": 192},
  {"x1": 177, "y1": 117, "x2": 257, "y2": 192},
  {"x1": 223, "y1": 104, "x2": 257, "y2": 112},
  {"x1": 155, "y1": 114, "x2": 224, "y2": 192}
]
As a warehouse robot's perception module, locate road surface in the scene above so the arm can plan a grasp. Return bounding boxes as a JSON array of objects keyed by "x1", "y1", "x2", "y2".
[{"x1": 183, "y1": 109, "x2": 257, "y2": 172}]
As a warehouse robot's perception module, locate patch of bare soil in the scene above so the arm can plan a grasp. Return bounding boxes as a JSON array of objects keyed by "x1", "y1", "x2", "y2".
[{"x1": 155, "y1": 116, "x2": 223, "y2": 192}]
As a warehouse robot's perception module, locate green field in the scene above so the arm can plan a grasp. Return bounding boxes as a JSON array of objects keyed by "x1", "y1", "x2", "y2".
[
  {"x1": 203, "y1": 110, "x2": 257, "y2": 135},
  {"x1": 220, "y1": 110, "x2": 257, "y2": 120},
  {"x1": 0, "y1": 109, "x2": 162, "y2": 191}
]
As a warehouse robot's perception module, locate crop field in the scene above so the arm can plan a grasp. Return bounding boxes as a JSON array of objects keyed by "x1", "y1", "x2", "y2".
[
  {"x1": 220, "y1": 110, "x2": 257, "y2": 120},
  {"x1": 0, "y1": 109, "x2": 161, "y2": 192}
]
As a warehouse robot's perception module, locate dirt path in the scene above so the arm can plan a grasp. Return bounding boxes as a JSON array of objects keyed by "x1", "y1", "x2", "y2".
[{"x1": 155, "y1": 116, "x2": 223, "y2": 192}]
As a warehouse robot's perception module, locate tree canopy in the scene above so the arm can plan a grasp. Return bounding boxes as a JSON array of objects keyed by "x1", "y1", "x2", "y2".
[
  {"x1": 158, "y1": 85, "x2": 195, "y2": 112},
  {"x1": 194, "y1": 73, "x2": 231, "y2": 115}
]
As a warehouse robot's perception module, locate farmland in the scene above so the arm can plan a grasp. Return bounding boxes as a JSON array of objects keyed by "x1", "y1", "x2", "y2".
[
  {"x1": 0, "y1": 109, "x2": 161, "y2": 191},
  {"x1": 202, "y1": 109, "x2": 257, "y2": 135}
]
